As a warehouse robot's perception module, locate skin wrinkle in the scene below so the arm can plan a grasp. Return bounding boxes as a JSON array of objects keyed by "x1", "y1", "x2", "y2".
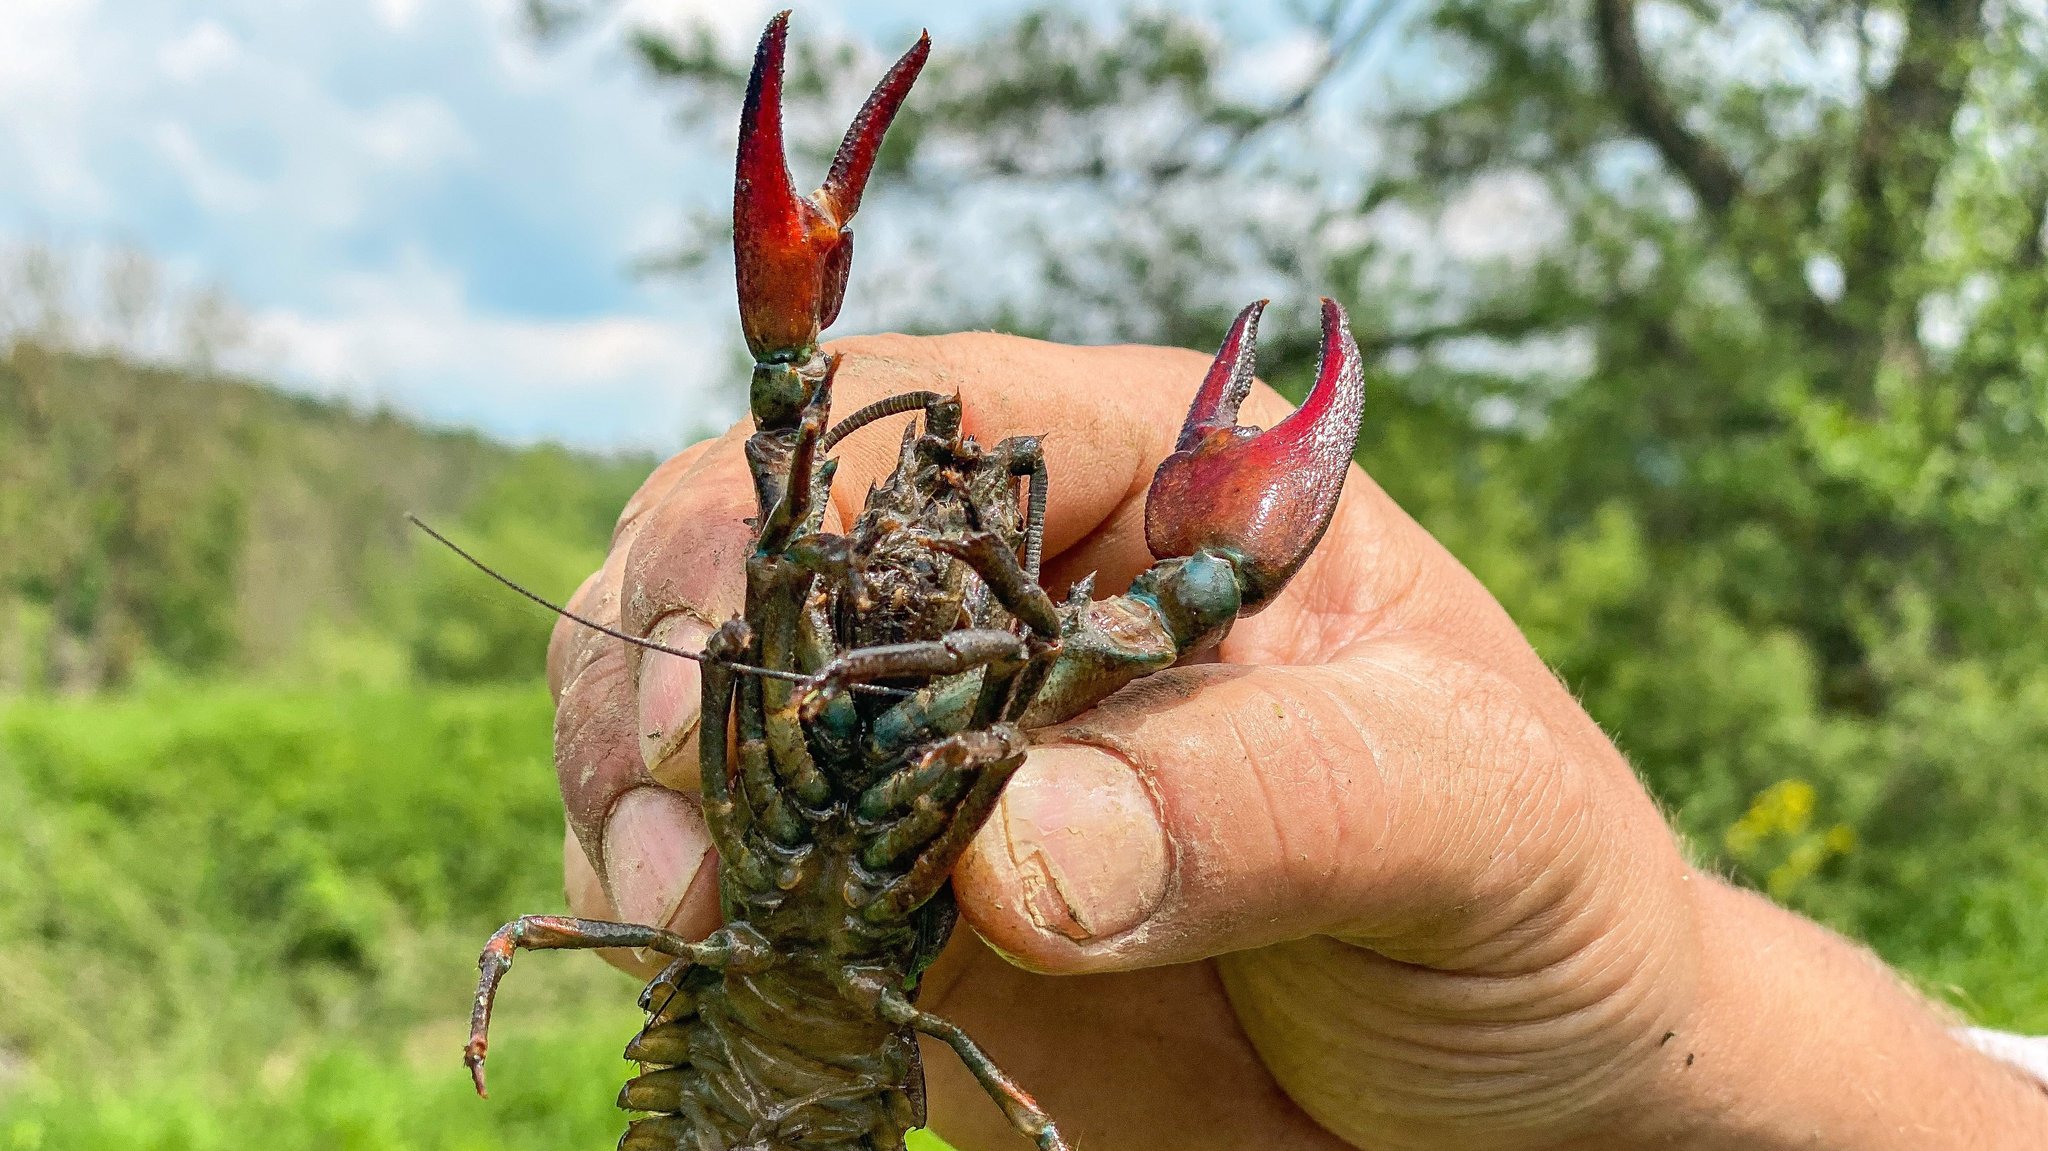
[
  {"x1": 1439, "y1": 775, "x2": 1605, "y2": 976},
  {"x1": 1237, "y1": 670, "x2": 1370, "y2": 932},
  {"x1": 547, "y1": 568, "x2": 605, "y2": 700},
  {"x1": 1221, "y1": 683, "x2": 1297, "y2": 905},
  {"x1": 618, "y1": 450, "x2": 755, "y2": 643},
  {"x1": 1221, "y1": 935, "x2": 1677, "y2": 1144},
  {"x1": 549, "y1": 508, "x2": 648, "y2": 699},
  {"x1": 613, "y1": 438, "x2": 715, "y2": 546},
  {"x1": 1283, "y1": 669, "x2": 1385, "y2": 924},
  {"x1": 554, "y1": 647, "x2": 652, "y2": 870},
  {"x1": 635, "y1": 606, "x2": 717, "y2": 686},
  {"x1": 1242, "y1": 485, "x2": 1426, "y2": 661}
]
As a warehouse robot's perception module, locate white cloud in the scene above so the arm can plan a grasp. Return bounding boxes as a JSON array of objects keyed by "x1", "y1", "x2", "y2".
[
  {"x1": 0, "y1": 0, "x2": 1037, "y2": 448},
  {"x1": 356, "y1": 95, "x2": 472, "y2": 169},
  {"x1": 372, "y1": 0, "x2": 427, "y2": 34},
  {"x1": 617, "y1": 0, "x2": 778, "y2": 49},
  {"x1": 0, "y1": 0, "x2": 108, "y2": 210},
  {"x1": 153, "y1": 121, "x2": 265, "y2": 213},
  {"x1": 240, "y1": 254, "x2": 738, "y2": 448},
  {"x1": 0, "y1": 0, "x2": 94, "y2": 97},
  {"x1": 1440, "y1": 169, "x2": 1566, "y2": 266},
  {"x1": 159, "y1": 20, "x2": 241, "y2": 82}
]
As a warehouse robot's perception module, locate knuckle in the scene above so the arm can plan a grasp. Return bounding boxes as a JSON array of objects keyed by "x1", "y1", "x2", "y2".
[
  {"x1": 614, "y1": 436, "x2": 724, "y2": 543},
  {"x1": 619, "y1": 451, "x2": 756, "y2": 641},
  {"x1": 548, "y1": 568, "x2": 607, "y2": 700},
  {"x1": 554, "y1": 644, "x2": 651, "y2": 853}
]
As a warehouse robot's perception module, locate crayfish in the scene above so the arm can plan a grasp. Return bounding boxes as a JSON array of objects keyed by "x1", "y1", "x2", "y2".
[{"x1": 459, "y1": 11, "x2": 1367, "y2": 1150}]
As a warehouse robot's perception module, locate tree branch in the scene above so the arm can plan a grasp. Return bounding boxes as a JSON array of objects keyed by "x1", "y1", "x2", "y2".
[
  {"x1": 1834, "y1": 0, "x2": 1985, "y2": 377},
  {"x1": 2019, "y1": 193, "x2": 2047, "y2": 272},
  {"x1": 1591, "y1": 0, "x2": 1745, "y2": 214}
]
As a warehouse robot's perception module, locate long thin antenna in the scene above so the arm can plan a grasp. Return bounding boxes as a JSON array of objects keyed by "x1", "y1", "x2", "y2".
[
  {"x1": 820, "y1": 390, "x2": 943, "y2": 454},
  {"x1": 405, "y1": 514, "x2": 909, "y2": 697}
]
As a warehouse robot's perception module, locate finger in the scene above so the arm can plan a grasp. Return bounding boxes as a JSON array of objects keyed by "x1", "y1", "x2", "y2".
[
  {"x1": 562, "y1": 818, "x2": 721, "y2": 977},
  {"x1": 618, "y1": 428, "x2": 761, "y2": 793},
  {"x1": 953, "y1": 631, "x2": 1680, "y2": 974},
  {"x1": 563, "y1": 825, "x2": 658, "y2": 979},
  {"x1": 556, "y1": 676, "x2": 722, "y2": 951}
]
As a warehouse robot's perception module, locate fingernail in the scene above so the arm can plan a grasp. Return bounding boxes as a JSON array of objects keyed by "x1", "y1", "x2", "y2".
[
  {"x1": 639, "y1": 616, "x2": 709, "y2": 786},
  {"x1": 998, "y1": 746, "x2": 1168, "y2": 942},
  {"x1": 604, "y1": 787, "x2": 713, "y2": 933}
]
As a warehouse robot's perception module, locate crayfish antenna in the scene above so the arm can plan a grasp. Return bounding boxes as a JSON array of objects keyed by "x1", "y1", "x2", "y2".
[
  {"x1": 734, "y1": 10, "x2": 930, "y2": 361},
  {"x1": 1144, "y1": 298, "x2": 1367, "y2": 610}
]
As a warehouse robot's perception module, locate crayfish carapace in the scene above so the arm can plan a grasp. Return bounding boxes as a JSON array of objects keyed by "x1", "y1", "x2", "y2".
[{"x1": 461, "y1": 11, "x2": 1367, "y2": 1150}]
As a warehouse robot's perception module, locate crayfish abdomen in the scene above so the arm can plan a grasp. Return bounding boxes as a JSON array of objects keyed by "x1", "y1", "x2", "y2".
[
  {"x1": 616, "y1": 962, "x2": 926, "y2": 1149},
  {"x1": 461, "y1": 11, "x2": 1367, "y2": 1151}
]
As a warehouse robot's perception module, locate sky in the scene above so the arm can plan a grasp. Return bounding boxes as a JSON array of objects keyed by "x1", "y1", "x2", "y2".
[{"x1": 0, "y1": 0, "x2": 1039, "y2": 449}]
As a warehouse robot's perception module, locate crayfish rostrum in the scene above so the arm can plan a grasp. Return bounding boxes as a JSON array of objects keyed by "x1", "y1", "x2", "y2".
[{"x1": 462, "y1": 11, "x2": 1367, "y2": 1150}]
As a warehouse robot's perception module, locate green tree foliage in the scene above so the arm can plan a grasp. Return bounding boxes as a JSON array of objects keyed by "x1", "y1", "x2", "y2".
[
  {"x1": 581, "y1": 0, "x2": 2046, "y2": 1009},
  {"x1": 0, "y1": 258, "x2": 654, "y2": 691}
]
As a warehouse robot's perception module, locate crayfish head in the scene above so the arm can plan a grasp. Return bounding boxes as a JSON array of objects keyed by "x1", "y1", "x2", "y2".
[
  {"x1": 1144, "y1": 298, "x2": 1367, "y2": 612},
  {"x1": 735, "y1": 11, "x2": 930, "y2": 366}
]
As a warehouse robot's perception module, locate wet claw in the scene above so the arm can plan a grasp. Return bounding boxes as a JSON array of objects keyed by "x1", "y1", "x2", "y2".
[
  {"x1": 736, "y1": 10, "x2": 930, "y2": 363},
  {"x1": 1145, "y1": 297, "x2": 1367, "y2": 610}
]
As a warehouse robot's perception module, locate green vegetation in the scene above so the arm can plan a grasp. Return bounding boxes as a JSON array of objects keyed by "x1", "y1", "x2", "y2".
[
  {"x1": 0, "y1": 336, "x2": 654, "y2": 692},
  {"x1": 0, "y1": 682, "x2": 965, "y2": 1146},
  {"x1": 0, "y1": 681, "x2": 630, "y2": 1146}
]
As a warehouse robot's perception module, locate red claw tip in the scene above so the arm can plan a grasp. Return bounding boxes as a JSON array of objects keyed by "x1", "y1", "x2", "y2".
[
  {"x1": 734, "y1": 14, "x2": 929, "y2": 362},
  {"x1": 1176, "y1": 299, "x2": 1267, "y2": 451},
  {"x1": 1145, "y1": 298, "x2": 1367, "y2": 610}
]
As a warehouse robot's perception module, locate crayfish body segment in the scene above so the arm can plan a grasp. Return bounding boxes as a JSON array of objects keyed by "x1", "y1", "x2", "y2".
[{"x1": 464, "y1": 12, "x2": 1367, "y2": 1150}]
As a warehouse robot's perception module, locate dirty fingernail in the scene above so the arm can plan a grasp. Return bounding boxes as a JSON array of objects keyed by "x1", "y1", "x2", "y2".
[
  {"x1": 604, "y1": 786, "x2": 713, "y2": 932},
  {"x1": 639, "y1": 616, "x2": 709, "y2": 786},
  {"x1": 998, "y1": 746, "x2": 1168, "y2": 942}
]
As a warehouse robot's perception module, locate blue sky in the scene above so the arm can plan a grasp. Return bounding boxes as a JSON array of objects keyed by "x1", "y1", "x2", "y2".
[{"x1": 0, "y1": 0, "x2": 1040, "y2": 449}]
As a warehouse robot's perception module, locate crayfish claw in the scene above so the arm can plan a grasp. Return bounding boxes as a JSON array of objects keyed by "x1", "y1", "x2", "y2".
[
  {"x1": 821, "y1": 29, "x2": 931, "y2": 227},
  {"x1": 1144, "y1": 297, "x2": 1366, "y2": 610},
  {"x1": 1174, "y1": 298, "x2": 1267, "y2": 451},
  {"x1": 734, "y1": 11, "x2": 930, "y2": 363}
]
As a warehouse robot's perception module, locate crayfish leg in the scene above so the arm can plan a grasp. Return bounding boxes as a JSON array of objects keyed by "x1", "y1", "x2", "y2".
[
  {"x1": 465, "y1": 916, "x2": 744, "y2": 1098},
  {"x1": 876, "y1": 990, "x2": 1073, "y2": 1151}
]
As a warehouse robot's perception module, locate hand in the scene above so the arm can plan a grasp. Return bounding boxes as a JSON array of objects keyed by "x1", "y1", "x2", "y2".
[{"x1": 547, "y1": 333, "x2": 2048, "y2": 1150}]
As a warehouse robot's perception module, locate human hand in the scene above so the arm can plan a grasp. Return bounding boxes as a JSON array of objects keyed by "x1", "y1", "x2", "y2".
[{"x1": 547, "y1": 333, "x2": 2047, "y2": 1151}]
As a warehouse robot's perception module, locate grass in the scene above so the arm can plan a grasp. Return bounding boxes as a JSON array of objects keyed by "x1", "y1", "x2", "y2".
[{"x1": 0, "y1": 680, "x2": 955, "y2": 1149}]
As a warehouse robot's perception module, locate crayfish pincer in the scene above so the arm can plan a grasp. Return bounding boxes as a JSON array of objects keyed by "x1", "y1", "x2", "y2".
[{"x1": 460, "y1": 11, "x2": 1367, "y2": 1150}]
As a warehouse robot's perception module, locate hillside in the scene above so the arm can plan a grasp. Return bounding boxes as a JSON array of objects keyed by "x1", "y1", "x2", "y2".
[{"x1": 0, "y1": 340, "x2": 663, "y2": 691}]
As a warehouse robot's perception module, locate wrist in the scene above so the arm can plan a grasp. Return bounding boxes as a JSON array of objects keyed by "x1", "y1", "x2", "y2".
[{"x1": 1606, "y1": 874, "x2": 2047, "y2": 1150}]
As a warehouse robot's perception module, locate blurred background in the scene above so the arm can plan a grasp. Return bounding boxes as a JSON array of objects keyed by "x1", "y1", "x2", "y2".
[{"x1": 2, "y1": 0, "x2": 2044, "y2": 1146}]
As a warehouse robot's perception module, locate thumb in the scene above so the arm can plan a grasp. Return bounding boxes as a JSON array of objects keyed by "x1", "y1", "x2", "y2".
[{"x1": 953, "y1": 635, "x2": 1655, "y2": 974}]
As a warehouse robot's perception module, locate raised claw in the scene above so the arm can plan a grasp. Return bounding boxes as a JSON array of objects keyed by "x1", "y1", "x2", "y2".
[
  {"x1": 1144, "y1": 298, "x2": 1366, "y2": 610},
  {"x1": 735, "y1": 10, "x2": 930, "y2": 363}
]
